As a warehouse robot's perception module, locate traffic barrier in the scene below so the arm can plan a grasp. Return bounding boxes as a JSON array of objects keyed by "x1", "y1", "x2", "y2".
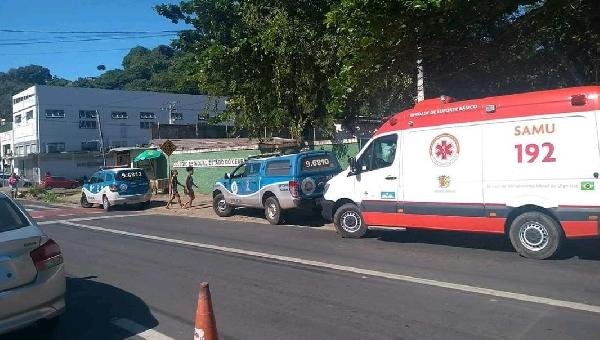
[{"x1": 194, "y1": 282, "x2": 219, "y2": 340}]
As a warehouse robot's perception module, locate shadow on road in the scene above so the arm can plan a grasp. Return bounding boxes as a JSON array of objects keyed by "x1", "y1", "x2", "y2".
[
  {"x1": 5, "y1": 276, "x2": 159, "y2": 340},
  {"x1": 233, "y1": 207, "x2": 327, "y2": 228},
  {"x1": 369, "y1": 229, "x2": 600, "y2": 260}
]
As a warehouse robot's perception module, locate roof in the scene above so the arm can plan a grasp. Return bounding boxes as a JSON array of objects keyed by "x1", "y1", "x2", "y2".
[
  {"x1": 375, "y1": 86, "x2": 600, "y2": 136},
  {"x1": 108, "y1": 147, "x2": 156, "y2": 153}
]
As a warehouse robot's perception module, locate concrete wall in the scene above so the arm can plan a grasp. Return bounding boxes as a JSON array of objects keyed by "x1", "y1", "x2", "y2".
[{"x1": 168, "y1": 141, "x2": 360, "y2": 195}]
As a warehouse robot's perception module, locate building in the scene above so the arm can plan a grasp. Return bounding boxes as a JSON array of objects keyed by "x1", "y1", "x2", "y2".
[
  {"x1": 7, "y1": 85, "x2": 226, "y2": 182},
  {"x1": 0, "y1": 122, "x2": 13, "y2": 173}
]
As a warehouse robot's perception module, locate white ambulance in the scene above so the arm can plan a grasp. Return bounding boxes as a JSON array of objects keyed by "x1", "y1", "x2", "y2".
[{"x1": 321, "y1": 86, "x2": 600, "y2": 259}]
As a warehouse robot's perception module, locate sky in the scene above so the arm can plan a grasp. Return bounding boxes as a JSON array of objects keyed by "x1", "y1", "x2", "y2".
[{"x1": 0, "y1": 0, "x2": 186, "y2": 80}]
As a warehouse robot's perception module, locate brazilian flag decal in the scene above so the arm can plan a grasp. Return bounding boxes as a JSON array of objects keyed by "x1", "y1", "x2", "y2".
[{"x1": 581, "y1": 181, "x2": 595, "y2": 191}]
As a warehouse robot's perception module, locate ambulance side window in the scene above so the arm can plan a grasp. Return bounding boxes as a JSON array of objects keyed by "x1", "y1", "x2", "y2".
[{"x1": 358, "y1": 134, "x2": 398, "y2": 172}]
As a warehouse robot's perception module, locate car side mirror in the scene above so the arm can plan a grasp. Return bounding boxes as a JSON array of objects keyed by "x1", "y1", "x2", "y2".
[{"x1": 224, "y1": 173, "x2": 231, "y2": 179}]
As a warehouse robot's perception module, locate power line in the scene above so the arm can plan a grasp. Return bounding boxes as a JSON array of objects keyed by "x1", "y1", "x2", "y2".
[
  {"x1": 0, "y1": 48, "x2": 132, "y2": 56},
  {"x1": 0, "y1": 33, "x2": 176, "y2": 46},
  {"x1": 0, "y1": 29, "x2": 181, "y2": 34}
]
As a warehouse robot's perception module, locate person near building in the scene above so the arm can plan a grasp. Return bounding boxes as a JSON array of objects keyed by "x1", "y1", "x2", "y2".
[
  {"x1": 183, "y1": 166, "x2": 199, "y2": 209},
  {"x1": 8, "y1": 172, "x2": 19, "y2": 199},
  {"x1": 166, "y1": 169, "x2": 184, "y2": 209}
]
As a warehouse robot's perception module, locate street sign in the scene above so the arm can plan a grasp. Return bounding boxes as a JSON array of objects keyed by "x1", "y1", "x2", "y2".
[{"x1": 160, "y1": 140, "x2": 177, "y2": 156}]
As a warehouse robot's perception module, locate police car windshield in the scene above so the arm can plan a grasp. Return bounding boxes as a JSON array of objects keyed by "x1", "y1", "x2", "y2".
[
  {"x1": 116, "y1": 170, "x2": 147, "y2": 181},
  {"x1": 300, "y1": 154, "x2": 339, "y2": 173}
]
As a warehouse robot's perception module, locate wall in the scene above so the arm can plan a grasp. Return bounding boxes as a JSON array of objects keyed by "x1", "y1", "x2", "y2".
[{"x1": 168, "y1": 140, "x2": 360, "y2": 195}]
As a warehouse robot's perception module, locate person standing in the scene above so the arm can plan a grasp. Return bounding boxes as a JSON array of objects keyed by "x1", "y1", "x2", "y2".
[
  {"x1": 166, "y1": 169, "x2": 184, "y2": 209},
  {"x1": 183, "y1": 166, "x2": 199, "y2": 209},
  {"x1": 8, "y1": 173, "x2": 19, "y2": 199}
]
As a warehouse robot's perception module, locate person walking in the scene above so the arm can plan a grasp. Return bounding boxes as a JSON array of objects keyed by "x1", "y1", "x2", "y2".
[
  {"x1": 166, "y1": 169, "x2": 184, "y2": 209},
  {"x1": 8, "y1": 173, "x2": 19, "y2": 199},
  {"x1": 183, "y1": 166, "x2": 199, "y2": 209}
]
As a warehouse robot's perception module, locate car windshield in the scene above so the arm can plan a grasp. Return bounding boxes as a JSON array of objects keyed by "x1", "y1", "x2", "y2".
[
  {"x1": 117, "y1": 169, "x2": 147, "y2": 181},
  {"x1": 0, "y1": 197, "x2": 29, "y2": 232},
  {"x1": 300, "y1": 154, "x2": 340, "y2": 173}
]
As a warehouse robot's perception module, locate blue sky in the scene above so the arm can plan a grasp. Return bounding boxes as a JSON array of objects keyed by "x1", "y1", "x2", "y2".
[{"x1": 0, "y1": 0, "x2": 186, "y2": 80}]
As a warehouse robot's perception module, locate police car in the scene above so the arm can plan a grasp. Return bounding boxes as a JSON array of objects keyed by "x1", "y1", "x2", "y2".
[
  {"x1": 81, "y1": 167, "x2": 151, "y2": 211},
  {"x1": 213, "y1": 151, "x2": 342, "y2": 224}
]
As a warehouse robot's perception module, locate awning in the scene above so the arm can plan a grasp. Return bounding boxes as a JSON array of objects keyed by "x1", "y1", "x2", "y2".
[{"x1": 133, "y1": 149, "x2": 164, "y2": 162}]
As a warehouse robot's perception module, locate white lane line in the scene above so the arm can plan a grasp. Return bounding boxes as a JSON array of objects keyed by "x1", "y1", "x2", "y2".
[
  {"x1": 60, "y1": 220, "x2": 600, "y2": 315},
  {"x1": 37, "y1": 213, "x2": 146, "y2": 225},
  {"x1": 111, "y1": 318, "x2": 174, "y2": 340},
  {"x1": 24, "y1": 204, "x2": 59, "y2": 210}
]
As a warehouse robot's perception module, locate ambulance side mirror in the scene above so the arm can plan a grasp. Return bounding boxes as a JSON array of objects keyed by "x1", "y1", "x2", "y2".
[{"x1": 349, "y1": 157, "x2": 360, "y2": 175}]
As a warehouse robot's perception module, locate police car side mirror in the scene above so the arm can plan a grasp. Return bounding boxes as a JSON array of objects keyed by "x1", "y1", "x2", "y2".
[{"x1": 224, "y1": 173, "x2": 231, "y2": 179}]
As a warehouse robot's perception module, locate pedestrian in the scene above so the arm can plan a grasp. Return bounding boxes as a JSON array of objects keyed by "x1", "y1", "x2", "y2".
[
  {"x1": 183, "y1": 166, "x2": 199, "y2": 209},
  {"x1": 8, "y1": 172, "x2": 19, "y2": 199},
  {"x1": 166, "y1": 169, "x2": 184, "y2": 209}
]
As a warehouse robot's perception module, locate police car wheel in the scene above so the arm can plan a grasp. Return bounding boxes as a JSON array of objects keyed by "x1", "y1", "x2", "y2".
[
  {"x1": 80, "y1": 194, "x2": 93, "y2": 208},
  {"x1": 509, "y1": 211, "x2": 563, "y2": 260},
  {"x1": 264, "y1": 197, "x2": 282, "y2": 225},
  {"x1": 213, "y1": 193, "x2": 233, "y2": 217},
  {"x1": 102, "y1": 196, "x2": 111, "y2": 212},
  {"x1": 334, "y1": 203, "x2": 367, "y2": 238}
]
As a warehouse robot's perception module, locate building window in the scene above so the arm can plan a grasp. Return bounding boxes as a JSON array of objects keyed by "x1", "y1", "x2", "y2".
[
  {"x1": 172, "y1": 112, "x2": 183, "y2": 121},
  {"x1": 140, "y1": 112, "x2": 155, "y2": 120},
  {"x1": 46, "y1": 143, "x2": 65, "y2": 153},
  {"x1": 79, "y1": 110, "x2": 97, "y2": 119},
  {"x1": 25, "y1": 145, "x2": 30, "y2": 155},
  {"x1": 26, "y1": 110, "x2": 34, "y2": 120},
  {"x1": 17, "y1": 146, "x2": 24, "y2": 156},
  {"x1": 81, "y1": 141, "x2": 100, "y2": 151},
  {"x1": 140, "y1": 122, "x2": 156, "y2": 130},
  {"x1": 30, "y1": 144, "x2": 37, "y2": 154},
  {"x1": 14, "y1": 115, "x2": 21, "y2": 124},
  {"x1": 45, "y1": 110, "x2": 65, "y2": 118},
  {"x1": 79, "y1": 120, "x2": 98, "y2": 129},
  {"x1": 111, "y1": 111, "x2": 128, "y2": 119}
]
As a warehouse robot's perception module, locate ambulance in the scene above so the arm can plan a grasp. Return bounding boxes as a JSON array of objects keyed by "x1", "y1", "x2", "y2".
[{"x1": 321, "y1": 86, "x2": 600, "y2": 259}]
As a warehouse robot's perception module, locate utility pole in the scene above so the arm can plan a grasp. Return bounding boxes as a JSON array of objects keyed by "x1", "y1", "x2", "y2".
[
  {"x1": 95, "y1": 109, "x2": 106, "y2": 167},
  {"x1": 417, "y1": 45, "x2": 425, "y2": 102}
]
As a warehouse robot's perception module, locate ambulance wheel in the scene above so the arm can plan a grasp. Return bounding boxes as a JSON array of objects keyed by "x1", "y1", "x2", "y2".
[
  {"x1": 80, "y1": 194, "x2": 93, "y2": 208},
  {"x1": 102, "y1": 195, "x2": 111, "y2": 212},
  {"x1": 213, "y1": 193, "x2": 233, "y2": 217},
  {"x1": 264, "y1": 196, "x2": 282, "y2": 225},
  {"x1": 509, "y1": 211, "x2": 563, "y2": 260},
  {"x1": 334, "y1": 203, "x2": 367, "y2": 238}
]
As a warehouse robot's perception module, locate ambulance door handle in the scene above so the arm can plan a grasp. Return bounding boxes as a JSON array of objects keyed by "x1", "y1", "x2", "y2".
[{"x1": 385, "y1": 176, "x2": 397, "y2": 180}]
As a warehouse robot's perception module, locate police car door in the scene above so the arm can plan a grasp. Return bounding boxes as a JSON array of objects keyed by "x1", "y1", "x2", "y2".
[
  {"x1": 353, "y1": 133, "x2": 402, "y2": 219},
  {"x1": 238, "y1": 162, "x2": 261, "y2": 207},
  {"x1": 85, "y1": 172, "x2": 102, "y2": 203}
]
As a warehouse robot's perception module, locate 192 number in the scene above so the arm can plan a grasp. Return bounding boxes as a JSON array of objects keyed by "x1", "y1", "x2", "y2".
[{"x1": 515, "y1": 143, "x2": 556, "y2": 163}]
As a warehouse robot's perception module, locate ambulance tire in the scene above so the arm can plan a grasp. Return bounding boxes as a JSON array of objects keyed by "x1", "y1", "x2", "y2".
[
  {"x1": 334, "y1": 203, "x2": 367, "y2": 238},
  {"x1": 509, "y1": 211, "x2": 564, "y2": 260},
  {"x1": 213, "y1": 193, "x2": 234, "y2": 217},
  {"x1": 264, "y1": 196, "x2": 282, "y2": 225}
]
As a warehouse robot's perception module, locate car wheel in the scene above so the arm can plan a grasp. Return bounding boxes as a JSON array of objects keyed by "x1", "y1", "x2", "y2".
[
  {"x1": 264, "y1": 196, "x2": 282, "y2": 225},
  {"x1": 71, "y1": 183, "x2": 78, "y2": 189},
  {"x1": 102, "y1": 195, "x2": 111, "y2": 212},
  {"x1": 80, "y1": 194, "x2": 93, "y2": 208},
  {"x1": 509, "y1": 211, "x2": 564, "y2": 259},
  {"x1": 334, "y1": 203, "x2": 367, "y2": 238},
  {"x1": 213, "y1": 193, "x2": 234, "y2": 217}
]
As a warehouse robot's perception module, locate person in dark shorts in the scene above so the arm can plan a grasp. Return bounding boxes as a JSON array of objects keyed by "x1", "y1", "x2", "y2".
[
  {"x1": 184, "y1": 166, "x2": 199, "y2": 209},
  {"x1": 166, "y1": 169, "x2": 184, "y2": 209}
]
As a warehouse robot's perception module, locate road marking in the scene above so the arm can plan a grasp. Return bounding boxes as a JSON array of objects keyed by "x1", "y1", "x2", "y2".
[
  {"x1": 37, "y1": 213, "x2": 146, "y2": 225},
  {"x1": 23, "y1": 204, "x2": 58, "y2": 210},
  {"x1": 60, "y1": 220, "x2": 600, "y2": 315},
  {"x1": 111, "y1": 318, "x2": 174, "y2": 340}
]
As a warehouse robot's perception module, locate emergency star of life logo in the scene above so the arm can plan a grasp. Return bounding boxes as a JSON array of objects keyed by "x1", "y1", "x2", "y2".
[{"x1": 430, "y1": 133, "x2": 460, "y2": 166}]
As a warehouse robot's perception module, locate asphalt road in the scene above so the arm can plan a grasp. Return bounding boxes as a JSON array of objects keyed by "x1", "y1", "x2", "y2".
[{"x1": 6, "y1": 209, "x2": 600, "y2": 340}]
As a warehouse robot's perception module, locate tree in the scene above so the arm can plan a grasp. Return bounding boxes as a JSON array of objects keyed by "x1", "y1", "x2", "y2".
[{"x1": 156, "y1": 0, "x2": 337, "y2": 140}]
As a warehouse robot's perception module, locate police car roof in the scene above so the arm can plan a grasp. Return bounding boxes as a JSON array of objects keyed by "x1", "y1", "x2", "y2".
[
  {"x1": 100, "y1": 167, "x2": 143, "y2": 172},
  {"x1": 248, "y1": 150, "x2": 330, "y2": 162}
]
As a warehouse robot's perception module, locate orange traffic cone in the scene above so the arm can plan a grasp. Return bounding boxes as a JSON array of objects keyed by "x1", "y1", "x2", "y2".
[{"x1": 194, "y1": 282, "x2": 219, "y2": 340}]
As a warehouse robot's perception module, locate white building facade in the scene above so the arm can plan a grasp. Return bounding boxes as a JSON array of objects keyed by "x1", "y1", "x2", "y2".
[{"x1": 8, "y1": 85, "x2": 225, "y2": 181}]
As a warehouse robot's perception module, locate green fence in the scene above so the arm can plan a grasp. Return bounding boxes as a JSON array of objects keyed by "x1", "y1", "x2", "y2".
[{"x1": 169, "y1": 142, "x2": 360, "y2": 195}]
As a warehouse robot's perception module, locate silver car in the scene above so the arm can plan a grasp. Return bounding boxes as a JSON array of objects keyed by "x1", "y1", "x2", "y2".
[{"x1": 0, "y1": 192, "x2": 66, "y2": 335}]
